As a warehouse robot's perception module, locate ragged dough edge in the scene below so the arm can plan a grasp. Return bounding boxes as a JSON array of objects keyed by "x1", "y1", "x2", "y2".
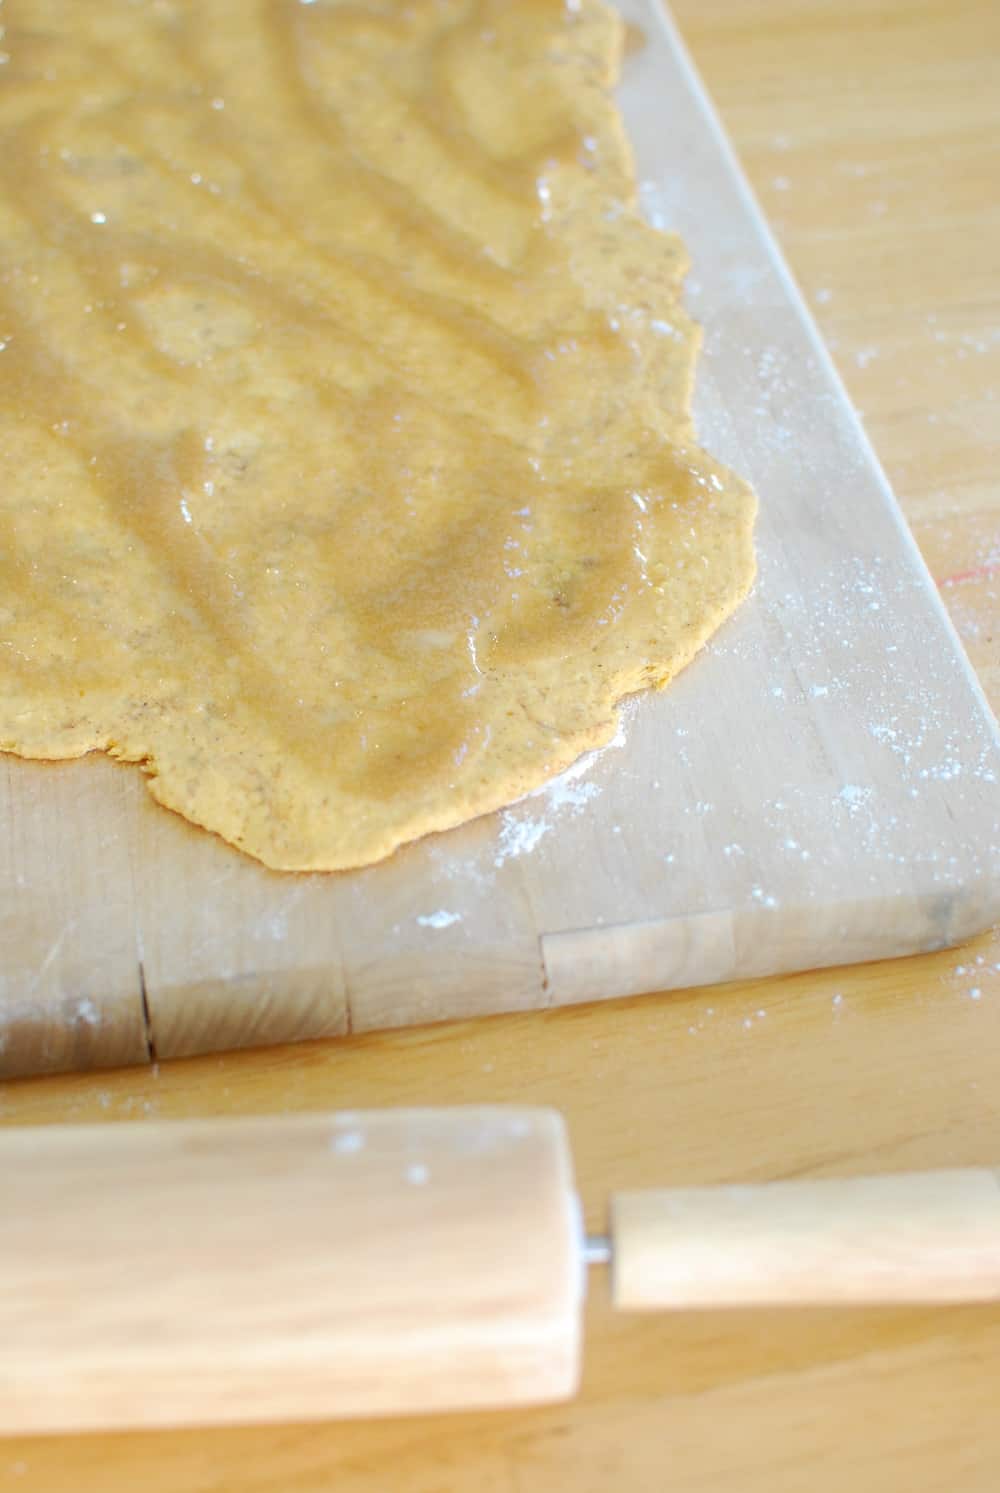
[{"x1": 141, "y1": 509, "x2": 756, "y2": 873}]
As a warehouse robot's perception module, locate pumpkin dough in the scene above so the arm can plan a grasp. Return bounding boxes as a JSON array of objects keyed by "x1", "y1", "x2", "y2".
[{"x1": 0, "y1": 0, "x2": 755, "y2": 870}]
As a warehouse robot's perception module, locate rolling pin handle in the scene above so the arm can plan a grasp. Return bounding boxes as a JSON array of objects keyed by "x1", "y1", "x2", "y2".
[{"x1": 608, "y1": 1168, "x2": 1000, "y2": 1310}]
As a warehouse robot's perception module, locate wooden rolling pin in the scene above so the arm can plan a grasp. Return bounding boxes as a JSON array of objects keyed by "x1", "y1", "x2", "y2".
[{"x1": 2, "y1": 1107, "x2": 999, "y2": 1434}]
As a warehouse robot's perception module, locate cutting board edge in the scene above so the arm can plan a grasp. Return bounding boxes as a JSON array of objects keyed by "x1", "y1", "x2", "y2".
[
  {"x1": 540, "y1": 877, "x2": 1000, "y2": 1006},
  {"x1": 3, "y1": 876, "x2": 993, "y2": 1080}
]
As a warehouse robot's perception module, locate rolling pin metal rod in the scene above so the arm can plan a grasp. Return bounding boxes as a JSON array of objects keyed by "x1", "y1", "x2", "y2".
[{"x1": 2, "y1": 1107, "x2": 999, "y2": 1434}]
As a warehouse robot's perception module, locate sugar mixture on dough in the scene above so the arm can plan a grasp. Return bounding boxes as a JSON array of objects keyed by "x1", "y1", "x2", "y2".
[{"x1": 0, "y1": 0, "x2": 756, "y2": 870}]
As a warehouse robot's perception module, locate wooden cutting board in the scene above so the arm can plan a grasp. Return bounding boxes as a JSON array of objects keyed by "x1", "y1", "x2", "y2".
[{"x1": 3, "y1": 0, "x2": 999, "y2": 1080}]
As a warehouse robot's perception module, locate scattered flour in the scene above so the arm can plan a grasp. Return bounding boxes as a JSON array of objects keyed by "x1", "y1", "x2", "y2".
[
  {"x1": 416, "y1": 909, "x2": 462, "y2": 930},
  {"x1": 494, "y1": 813, "x2": 552, "y2": 867},
  {"x1": 492, "y1": 705, "x2": 632, "y2": 866},
  {"x1": 545, "y1": 777, "x2": 600, "y2": 813},
  {"x1": 331, "y1": 1128, "x2": 364, "y2": 1155}
]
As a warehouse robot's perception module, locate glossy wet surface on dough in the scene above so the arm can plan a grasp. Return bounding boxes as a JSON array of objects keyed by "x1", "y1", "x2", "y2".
[{"x1": 0, "y1": 0, "x2": 755, "y2": 870}]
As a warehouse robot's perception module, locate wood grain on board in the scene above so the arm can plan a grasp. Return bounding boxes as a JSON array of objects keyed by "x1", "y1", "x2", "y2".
[{"x1": 3, "y1": 0, "x2": 999, "y2": 1078}]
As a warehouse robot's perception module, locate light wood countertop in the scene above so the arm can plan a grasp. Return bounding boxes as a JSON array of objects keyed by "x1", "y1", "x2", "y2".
[{"x1": 2, "y1": 1, "x2": 999, "y2": 1488}]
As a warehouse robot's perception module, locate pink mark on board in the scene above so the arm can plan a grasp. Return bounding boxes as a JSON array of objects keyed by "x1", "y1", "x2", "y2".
[{"x1": 935, "y1": 561, "x2": 1000, "y2": 589}]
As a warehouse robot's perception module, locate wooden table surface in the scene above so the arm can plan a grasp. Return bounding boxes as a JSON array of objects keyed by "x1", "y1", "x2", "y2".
[{"x1": 3, "y1": 1, "x2": 999, "y2": 1488}]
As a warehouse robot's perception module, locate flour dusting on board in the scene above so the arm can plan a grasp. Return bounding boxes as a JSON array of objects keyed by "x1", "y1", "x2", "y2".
[
  {"x1": 416, "y1": 909, "x2": 462, "y2": 930},
  {"x1": 493, "y1": 813, "x2": 552, "y2": 867},
  {"x1": 493, "y1": 706, "x2": 632, "y2": 866}
]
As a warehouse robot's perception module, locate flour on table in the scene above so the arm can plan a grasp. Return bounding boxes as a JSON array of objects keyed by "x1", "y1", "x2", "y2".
[{"x1": 331, "y1": 1129, "x2": 364, "y2": 1155}]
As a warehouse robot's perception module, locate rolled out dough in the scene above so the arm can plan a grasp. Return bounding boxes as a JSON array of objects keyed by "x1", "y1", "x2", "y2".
[{"x1": 0, "y1": 0, "x2": 755, "y2": 870}]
